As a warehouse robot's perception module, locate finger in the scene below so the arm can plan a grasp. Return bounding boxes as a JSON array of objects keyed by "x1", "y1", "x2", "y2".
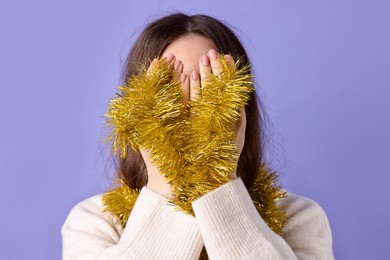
[
  {"x1": 190, "y1": 70, "x2": 200, "y2": 101},
  {"x1": 224, "y1": 54, "x2": 235, "y2": 68},
  {"x1": 160, "y1": 52, "x2": 175, "y2": 66},
  {"x1": 147, "y1": 58, "x2": 158, "y2": 75},
  {"x1": 147, "y1": 53, "x2": 176, "y2": 75},
  {"x1": 158, "y1": 53, "x2": 176, "y2": 74},
  {"x1": 208, "y1": 49, "x2": 223, "y2": 75},
  {"x1": 165, "y1": 53, "x2": 175, "y2": 64},
  {"x1": 199, "y1": 54, "x2": 211, "y2": 82},
  {"x1": 172, "y1": 59, "x2": 183, "y2": 83},
  {"x1": 180, "y1": 73, "x2": 190, "y2": 104}
]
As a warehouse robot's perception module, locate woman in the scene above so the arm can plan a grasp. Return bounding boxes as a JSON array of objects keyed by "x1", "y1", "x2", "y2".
[{"x1": 62, "y1": 13, "x2": 334, "y2": 259}]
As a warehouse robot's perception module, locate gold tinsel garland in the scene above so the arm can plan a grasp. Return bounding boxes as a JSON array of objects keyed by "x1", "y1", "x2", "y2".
[
  {"x1": 102, "y1": 163, "x2": 287, "y2": 234},
  {"x1": 102, "y1": 55, "x2": 288, "y2": 238}
]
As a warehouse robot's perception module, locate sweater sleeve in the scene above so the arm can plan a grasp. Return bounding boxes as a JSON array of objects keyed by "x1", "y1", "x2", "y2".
[
  {"x1": 61, "y1": 186, "x2": 203, "y2": 260},
  {"x1": 192, "y1": 177, "x2": 334, "y2": 260}
]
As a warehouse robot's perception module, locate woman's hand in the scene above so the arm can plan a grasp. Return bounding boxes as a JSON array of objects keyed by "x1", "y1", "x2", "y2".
[
  {"x1": 142, "y1": 50, "x2": 247, "y2": 197},
  {"x1": 142, "y1": 53, "x2": 188, "y2": 198},
  {"x1": 191, "y1": 49, "x2": 247, "y2": 179}
]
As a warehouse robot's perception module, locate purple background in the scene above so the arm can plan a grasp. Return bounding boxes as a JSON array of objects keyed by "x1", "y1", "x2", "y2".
[{"x1": 1, "y1": 0, "x2": 389, "y2": 259}]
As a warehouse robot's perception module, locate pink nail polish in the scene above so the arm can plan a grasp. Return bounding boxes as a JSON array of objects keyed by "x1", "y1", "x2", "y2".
[
  {"x1": 166, "y1": 53, "x2": 174, "y2": 62},
  {"x1": 201, "y1": 55, "x2": 210, "y2": 66},
  {"x1": 191, "y1": 71, "x2": 199, "y2": 80},
  {"x1": 224, "y1": 54, "x2": 231, "y2": 61},
  {"x1": 209, "y1": 49, "x2": 217, "y2": 60},
  {"x1": 180, "y1": 74, "x2": 187, "y2": 83},
  {"x1": 174, "y1": 59, "x2": 181, "y2": 70}
]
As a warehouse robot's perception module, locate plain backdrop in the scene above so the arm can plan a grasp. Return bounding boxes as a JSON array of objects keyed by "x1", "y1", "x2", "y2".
[{"x1": 0, "y1": 0, "x2": 389, "y2": 259}]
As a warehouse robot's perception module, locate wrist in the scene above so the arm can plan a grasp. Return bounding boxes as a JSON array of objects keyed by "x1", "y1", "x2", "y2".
[
  {"x1": 228, "y1": 168, "x2": 238, "y2": 179},
  {"x1": 146, "y1": 179, "x2": 175, "y2": 199}
]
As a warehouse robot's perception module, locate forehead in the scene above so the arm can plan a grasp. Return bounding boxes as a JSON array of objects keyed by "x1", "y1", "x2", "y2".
[{"x1": 161, "y1": 33, "x2": 217, "y2": 74}]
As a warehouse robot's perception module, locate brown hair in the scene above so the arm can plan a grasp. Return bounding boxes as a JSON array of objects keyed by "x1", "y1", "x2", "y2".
[{"x1": 113, "y1": 13, "x2": 270, "y2": 190}]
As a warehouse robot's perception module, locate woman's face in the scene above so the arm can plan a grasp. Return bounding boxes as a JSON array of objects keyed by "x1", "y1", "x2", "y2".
[
  {"x1": 159, "y1": 33, "x2": 228, "y2": 103},
  {"x1": 161, "y1": 33, "x2": 217, "y2": 76}
]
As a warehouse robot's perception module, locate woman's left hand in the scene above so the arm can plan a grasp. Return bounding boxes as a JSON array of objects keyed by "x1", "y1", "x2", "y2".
[{"x1": 189, "y1": 49, "x2": 247, "y2": 179}]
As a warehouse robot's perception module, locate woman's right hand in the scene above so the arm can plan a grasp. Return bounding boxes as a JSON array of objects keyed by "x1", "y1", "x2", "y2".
[
  {"x1": 141, "y1": 53, "x2": 189, "y2": 198},
  {"x1": 141, "y1": 50, "x2": 245, "y2": 198}
]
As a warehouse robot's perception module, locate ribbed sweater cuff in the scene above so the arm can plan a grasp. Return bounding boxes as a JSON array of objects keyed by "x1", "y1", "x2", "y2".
[
  {"x1": 119, "y1": 186, "x2": 203, "y2": 259},
  {"x1": 192, "y1": 177, "x2": 276, "y2": 259}
]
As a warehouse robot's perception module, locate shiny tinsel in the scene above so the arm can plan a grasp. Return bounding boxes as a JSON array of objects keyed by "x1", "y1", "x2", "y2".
[{"x1": 102, "y1": 55, "x2": 288, "y2": 245}]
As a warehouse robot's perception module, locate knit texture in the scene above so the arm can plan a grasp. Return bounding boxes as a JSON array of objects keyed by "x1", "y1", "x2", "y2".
[{"x1": 62, "y1": 178, "x2": 334, "y2": 259}]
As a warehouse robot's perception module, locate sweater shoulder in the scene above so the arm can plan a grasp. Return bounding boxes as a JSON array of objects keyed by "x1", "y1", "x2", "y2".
[
  {"x1": 278, "y1": 191, "x2": 333, "y2": 241},
  {"x1": 62, "y1": 193, "x2": 124, "y2": 239},
  {"x1": 279, "y1": 191, "x2": 329, "y2": 221},
  {"x1": 66, "y1": 194, "x2": 105, "y2": 218},
  {"x1": 280, "y1": 191, "x2": 325, "y2": 215},
  {"x1": 71, "y1": 194, "x2": 104, "y2": 212}
]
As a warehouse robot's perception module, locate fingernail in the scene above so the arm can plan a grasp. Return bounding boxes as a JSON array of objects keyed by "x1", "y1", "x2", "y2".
[
  {"x1": 180, "y1": 73, "x2": 187, "y2": 83},
  {"x1": 174, "y1": 59, "x2": 181, "y2": 70},
  {"x1": 201, "y1": 55, "x2": 210, "y2": 66},
  {"x1": 209, "y1": 49, "x2": 217, "y2": 60},
  {"x1": 191, "y1": 71, "x2": 199, "y2": 80},
  {"x1": 224, "y1": 54, "x2": 232, "y2": 62},
  {"x1": 166, "y1": 53, "x2": 174, "y2": 62}
]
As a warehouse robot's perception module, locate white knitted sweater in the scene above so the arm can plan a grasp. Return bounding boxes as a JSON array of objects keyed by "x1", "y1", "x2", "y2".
[{"x1": 62, "y1": 177, "x2": 334, "y2": 259}]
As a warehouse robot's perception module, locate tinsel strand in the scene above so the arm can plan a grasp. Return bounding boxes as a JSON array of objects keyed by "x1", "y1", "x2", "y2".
[
  {"x1": 104, "y1": 59, "x2": 187, "y2": 183},
  {"x1": 102, "y1": 55, "x2": 288, "y2": 248},
  {"x1": 171, "y1": 55, "x2": 254, "y2": 214}
]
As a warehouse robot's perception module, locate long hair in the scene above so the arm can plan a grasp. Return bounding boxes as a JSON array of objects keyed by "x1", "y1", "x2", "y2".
[{"x1": 113, "y1": 13, "x2": 270, "y2": 190}]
